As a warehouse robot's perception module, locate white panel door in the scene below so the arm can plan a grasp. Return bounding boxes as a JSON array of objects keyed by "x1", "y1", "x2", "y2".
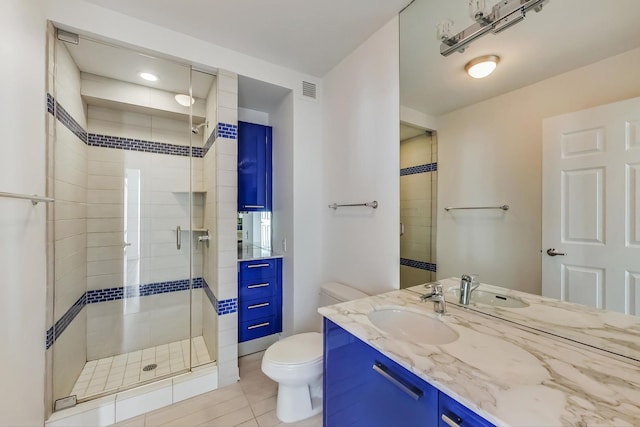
[{"x1": 542, "y1": 97, "x2": 640, "y2": 314}]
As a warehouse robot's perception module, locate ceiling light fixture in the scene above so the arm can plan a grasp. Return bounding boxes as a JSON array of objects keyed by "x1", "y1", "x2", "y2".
[
  {"x1": 139, "y1": 72, "x2": 158, "y2": 82},
  {"x1": 465, "y1": 55, "x2": 500, "y2": 78},
  {"x1": 174, "y1": 94, "x2": 194, "y2": 107},
  {"x1": 438, "y1": 0, "x2": 549, "y2": 56}
]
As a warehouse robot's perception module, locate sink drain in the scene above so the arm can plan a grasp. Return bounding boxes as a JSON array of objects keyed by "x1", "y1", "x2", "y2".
[{"x1": 142, "y1": 363, "x2": 157, "y2": 372}]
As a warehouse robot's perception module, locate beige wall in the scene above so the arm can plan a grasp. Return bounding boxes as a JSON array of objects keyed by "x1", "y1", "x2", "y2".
[{"x1": 436, "y1": 48, "x2": 640, "y2": 294}]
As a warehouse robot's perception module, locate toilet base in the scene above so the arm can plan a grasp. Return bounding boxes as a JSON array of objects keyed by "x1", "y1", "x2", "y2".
[{"x1": 275, "y1": 383, "x2": 323, "y2": 423}]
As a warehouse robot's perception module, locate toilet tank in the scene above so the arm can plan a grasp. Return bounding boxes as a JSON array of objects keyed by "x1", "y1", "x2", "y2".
[{"x1": 319, "y1": 282, "x2": 368, "y2": 307}]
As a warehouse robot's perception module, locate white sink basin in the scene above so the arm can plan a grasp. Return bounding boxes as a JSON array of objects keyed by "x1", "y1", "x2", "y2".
[
  {"x1": 367, "y1": 308, "x2": 459, "y2": 345},
  {"x1": 450, "y1": 289, "x2": 529, "y2": 308}
]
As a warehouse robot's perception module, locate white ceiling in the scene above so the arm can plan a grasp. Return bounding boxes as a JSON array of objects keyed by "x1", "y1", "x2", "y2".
[
  {"x1": 82, "y1": 0, "x2": 412, "y2": 77},
  {"x1": 400, "y1": 0, "x2": 640, "y2": 116},
  {"x1": 73, "y1": 0, "x2": 640, "y2": 121}
]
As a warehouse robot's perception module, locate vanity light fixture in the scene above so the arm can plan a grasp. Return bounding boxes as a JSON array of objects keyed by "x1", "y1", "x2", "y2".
[
  {"x1": 139, "y1": 72, "x2": 158, "y2": 82},
  {"x1": 174, "y1": 94, "x2": 195, "y2": 107},
  {"x1": 439, "y1": 0, "x2": 549, "y2": 56},
  {"x1": 465, "y1": 55, "x2": 500, "y2": 78}
]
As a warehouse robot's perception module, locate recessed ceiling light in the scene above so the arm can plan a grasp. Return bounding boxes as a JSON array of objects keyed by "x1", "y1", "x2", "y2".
[
  {"x1": 465, "y1": 55, "x2": 500, "y2": 79},
  {"x1": 139, "y1": 72, "x2": 158, "y2": 82},
  {"x1": 174, "y1": 94, "x2": 194, "y2": 107}
]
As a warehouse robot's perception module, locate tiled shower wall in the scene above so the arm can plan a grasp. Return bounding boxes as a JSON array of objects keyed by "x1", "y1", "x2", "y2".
[
  {"x1": 84, "y1": 103, "x2": 204, "y2": 360},
  {"x1": 400, "y1": 132, "x2": 438, "y2": 287},
  {"x1": 51, "y1": 38, "x2": 89, "y2": 402},
  {"x1": 202, "y1": 72, "x2": 218, "y2": 363},
  {"x1": 212, "y1": 70, "x2": 240, "y2": 387}
]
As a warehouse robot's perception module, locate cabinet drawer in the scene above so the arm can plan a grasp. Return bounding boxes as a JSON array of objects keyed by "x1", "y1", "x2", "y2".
[
  {"x1": 239, "y1": 315, "x2": 281, "y2": 342},
  {"x1": 439, "y1": 392, "x2": 495, "y2": 427},
  {"x1": 239, "y1": 297, "x2": 278, "y2": 322},
  {"x1": 239, "y1": 259, "x2": 278, "y2": 282},
  {"x1": 239, "y1": 278, "x2": 277, "y2": 300}
]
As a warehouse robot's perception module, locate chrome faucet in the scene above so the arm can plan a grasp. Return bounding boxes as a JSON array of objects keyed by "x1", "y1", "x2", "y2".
[
  {"x1": 459, "y1": 274, "x2": 479, "y2": 305},
  {"x1": 421, "y1": 283, "x2": 446, "y2": 314}
]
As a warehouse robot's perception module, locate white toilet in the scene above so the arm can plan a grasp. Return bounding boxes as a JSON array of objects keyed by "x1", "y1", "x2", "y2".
[{"x1": 261, "y1": 282, "x2": 368, "y2": 423}]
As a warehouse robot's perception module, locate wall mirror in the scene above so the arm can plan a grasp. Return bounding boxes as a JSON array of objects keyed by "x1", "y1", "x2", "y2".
[{"x1": 399, "y1": 0, "x2": 640, "y2": 362}]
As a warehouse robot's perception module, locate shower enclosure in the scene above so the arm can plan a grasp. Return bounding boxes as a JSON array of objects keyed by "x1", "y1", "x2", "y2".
[
  {"x1": 399, "y1": 124, "x2": 438, "y2": 288},
  {"x1": 45, "y1": 26, "x2": 224, "y2": 412}
]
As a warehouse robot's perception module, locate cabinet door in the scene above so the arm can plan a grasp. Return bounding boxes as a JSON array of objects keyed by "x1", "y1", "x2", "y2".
[
  {"x1": 324, "y1": 319, "x2": 438, "y2": 427},
  {"x1": 439, "y1": 393, "x2": 495, "y2": 427},
  {"x1": 238, "y1": 121, "x2": 272, "y2": 211}
]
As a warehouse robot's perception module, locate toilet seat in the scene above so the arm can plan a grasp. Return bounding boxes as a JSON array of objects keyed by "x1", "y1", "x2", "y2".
[{"x1": 263, "y1": 332, "x2": 323, "y2": 367}]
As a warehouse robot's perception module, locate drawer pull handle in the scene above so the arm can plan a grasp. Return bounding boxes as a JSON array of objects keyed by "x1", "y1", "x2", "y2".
[
  {"x1": 248, "y1": 302, "x2": 270, "y2": 309},
  {"x1": 441, "y1": 413, "x2": 462, "y2": 427},
  {"x1": 247, "y1": 263, "x2": 270, "y2": 269},
  {"x1": 372, "y1": 361, "x2": 423, "y2": 401},
  {"x1": 247, "y1": 322, "x2": 270, "y2": 330},
  {"x1": 247, "y1": 283, "x2": 269, "y2": 289},
  {"x1": 244, "y1": 205, "x2": 265, "y2": 209}
]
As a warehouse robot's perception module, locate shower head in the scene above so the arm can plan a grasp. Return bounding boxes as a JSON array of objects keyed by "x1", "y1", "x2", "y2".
[{"x1": 192, "y1": 122, "x2": 208, "y2": 135}]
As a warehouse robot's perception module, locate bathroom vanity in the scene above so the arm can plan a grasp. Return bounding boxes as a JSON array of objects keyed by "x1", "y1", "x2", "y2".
[{"x1": 320, "y1": 281, "x2": 640, "y2": 426}]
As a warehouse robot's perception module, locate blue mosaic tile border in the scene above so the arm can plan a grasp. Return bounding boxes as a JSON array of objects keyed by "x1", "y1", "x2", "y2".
[
  {"x1": 46, "y1": 93, "x2": 55, "y2": 115},
  {"x1": 54, "y1": 99, "x2": 88, "y2": 143},
  {"x1": 217, "y1": 122, "x2": 238, "y2": 139},
  {"x1": 400, "y1": 257, "x2": 437, "y2": 272},
  {"x1": 400, "y1": 162, "x2": 438, "y2": 176},
  {"x1": 46, "y1": 278, "x2": 206, "y2": 349},
  {"x1": 202, "y1": 127, "x2": 217, "y2": 157},
  {"x1": 46, "y1": 293, "x2": 86, "y2": 350},
  {"x1": 87, "y1": 134, "x2": 204, "y2": 158},
  {"x1": 47, "y1": 93, "x2": 205, "y2": 159},
  {"x1": 202, "y1": 278, "x2": 217, "y2": 309},
  {"x1": 218, "y1": 298, "x2": 238, "y2": 315}
]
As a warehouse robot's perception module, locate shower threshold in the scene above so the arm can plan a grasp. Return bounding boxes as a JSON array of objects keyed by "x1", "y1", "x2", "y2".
[{"x1": 70, "y1": 336, "x2": 212, "y2": 401}]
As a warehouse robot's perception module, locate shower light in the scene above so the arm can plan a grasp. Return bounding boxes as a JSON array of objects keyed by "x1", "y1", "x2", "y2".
[
  {"x1": 174, "y1": 94, "x2": 195, "y2": 107},
  {"x1": 139, "y1": 72, "x2": 158, "y2": 82},
  {"x1": 465, "y1": 55, "x2": 499, "y2": 78}
]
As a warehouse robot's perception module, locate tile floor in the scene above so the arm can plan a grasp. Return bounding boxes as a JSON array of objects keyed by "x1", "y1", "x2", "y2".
[
  {"x1": 72, "y1": 337, "x2": 212, "y2": 400},
  {"x1": 110, "y1": 351, "x2": 323, "y2": 427}
]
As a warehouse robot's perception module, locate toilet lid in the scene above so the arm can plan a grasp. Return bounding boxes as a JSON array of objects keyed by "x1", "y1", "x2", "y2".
[{"x1": 264, "y1": 332, "x2": 323, "y2": 365}]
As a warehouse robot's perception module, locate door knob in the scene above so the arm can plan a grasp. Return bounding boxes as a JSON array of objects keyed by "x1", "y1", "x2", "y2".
[{"x1": 546, "y1": 248, "x2": 566, "y2": 256}]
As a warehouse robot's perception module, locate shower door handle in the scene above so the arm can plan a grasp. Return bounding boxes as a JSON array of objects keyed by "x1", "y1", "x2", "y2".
[
  {"x1": 400, "y1": 222, "x2": 405, "y2": 236},
  {"x1": 176, "y1": 226, "x2": 182, "y2": 250}
]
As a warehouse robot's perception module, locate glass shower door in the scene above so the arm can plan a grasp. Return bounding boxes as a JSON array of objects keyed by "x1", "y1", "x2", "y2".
[{"x1": 48, "y1": 31, "x2": 195, "y2": 406}]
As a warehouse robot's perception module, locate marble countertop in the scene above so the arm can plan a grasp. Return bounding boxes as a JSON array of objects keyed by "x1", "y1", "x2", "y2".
[
  {"x1": 319, "y1": 284, "x2": 640, "y2": 426},
  {"x1": 438, "y1": 277, "x2": 640, "y2": 363},
  {"x1": 237, "y1": 244, "x2": 283, "y2": 261}
]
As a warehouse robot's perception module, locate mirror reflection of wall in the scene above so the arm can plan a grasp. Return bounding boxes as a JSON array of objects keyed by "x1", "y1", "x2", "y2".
[
  {"x1": 237, "y1": 212, "x2": 272, "y2": 250},
  {"x1": 400, "y1": 124, "x2": 437, "y2": 288}
]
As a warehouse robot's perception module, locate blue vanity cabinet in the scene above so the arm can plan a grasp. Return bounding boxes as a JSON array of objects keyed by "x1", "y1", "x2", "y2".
[
  {"x1": 324, "y1": 319, "x2": 495, "y2": 427},
  {"x1": 237, "y1": 121, "x2": 272, "y2": 212},
  {"x1": 324, "y1": 318, "x2": 438, "y2": 427},
  {"x1": 238, "y1": 258, "x2": 282, "y2": 342},
  {"x1": 439, "y1": 393, "x2": 495, "y2": 427}
]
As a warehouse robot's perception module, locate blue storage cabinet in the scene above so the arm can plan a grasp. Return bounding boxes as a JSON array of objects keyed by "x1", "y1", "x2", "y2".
[
  {"x1": 237, "y1": 121, "x2": 272, "y2": 212},
  {"x1": 238, "y1": 258, "x2": 282, "y2": 342},
  {"x1": 324, "y1": 319, "x2": 495, "y2": 427}
]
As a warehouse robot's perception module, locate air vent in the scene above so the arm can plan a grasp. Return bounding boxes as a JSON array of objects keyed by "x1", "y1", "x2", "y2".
[{"x1": 302, "y1": 81, "x2": 317, "y2": 100}]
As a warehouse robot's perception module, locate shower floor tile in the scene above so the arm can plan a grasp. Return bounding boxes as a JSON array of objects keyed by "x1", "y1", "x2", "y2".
[{"x1": 71, "y1": 336, "x2": 212, "y2": 400}]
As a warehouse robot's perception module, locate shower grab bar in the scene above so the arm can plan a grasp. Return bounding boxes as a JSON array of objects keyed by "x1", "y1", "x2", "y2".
[
  {"x1": 0, "y1": 191, "x2": 54, "y2": 205},
  {"x1": 176, "y1": 226, "x2": 181, "y2": 250},
  {"x1": 328, "y1": 200, "x2": 378, "y2": 210},
  {"x1": 444, "y1": 204, "x2": 509, "y2": 212}
]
